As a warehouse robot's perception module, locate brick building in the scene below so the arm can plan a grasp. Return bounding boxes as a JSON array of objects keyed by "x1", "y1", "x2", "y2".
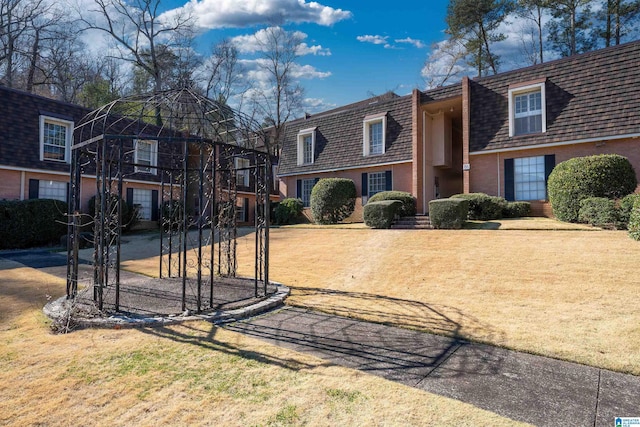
[{"x1": 278, "y1": 40, "x2": 640, "y2": 219}]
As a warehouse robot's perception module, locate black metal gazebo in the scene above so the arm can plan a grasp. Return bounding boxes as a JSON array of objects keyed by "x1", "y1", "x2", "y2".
[{"x1": 65, "y1": 88, "x2": 272, "y2": 315}]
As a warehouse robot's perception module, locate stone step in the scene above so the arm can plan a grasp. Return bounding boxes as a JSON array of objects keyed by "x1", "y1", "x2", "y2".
[{"x1": 391, "y1": 216, "x2": 433, "y2": 230}]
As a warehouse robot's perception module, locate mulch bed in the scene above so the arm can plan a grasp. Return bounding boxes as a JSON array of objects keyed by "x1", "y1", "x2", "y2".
[{"x1": 72, "y1": 267, "x2": 277, "y2": 319}]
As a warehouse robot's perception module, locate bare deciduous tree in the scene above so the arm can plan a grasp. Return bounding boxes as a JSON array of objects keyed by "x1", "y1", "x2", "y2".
[
  {"x1": 79, "y1": 0, "x2": 195, "y2": 92},
  {"x1": 422, "y1": 38, "x2": 469, "y2": 89},
  {"x1": 203, "y1": 38, "x2": 249, "y2": 106},
  {"x1": 250, "y1": 26, "x2": 305, "y2": 155}
]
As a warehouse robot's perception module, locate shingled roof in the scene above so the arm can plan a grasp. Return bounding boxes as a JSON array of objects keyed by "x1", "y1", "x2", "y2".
[
  {"x1": 469, "y1": 40, "x2": 640, "y2": 152},
  {"x1": 278, "y1": 92, "x2": 413, "y2": 176},
  {"x1": 0, "y1": 86, "x2": 91, "y2": 173}
]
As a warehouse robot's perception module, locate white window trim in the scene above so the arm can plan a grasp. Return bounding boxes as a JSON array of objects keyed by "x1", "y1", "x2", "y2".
[
  {"x1": 363, "y1": 113, "x2": 387, "y2": 156},
  {"x1": 508, "y1": 82, "x2": 546, "y2": 137},
  {"x1": 297, "y1": 128, "x2": 316, "y2": 166},
  {"x1": 134, "y1": 139, "x2": 158, "y2": 175},
  {"x1": 39, "y1": 115, "x2": 73, "y2": 163}
]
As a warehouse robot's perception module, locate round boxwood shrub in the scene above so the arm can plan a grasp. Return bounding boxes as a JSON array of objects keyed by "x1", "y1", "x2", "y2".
[
  {"x1": 310, "y1": 178, "x2": 356, "y2": 224},
  {"x1": 274, "y1": 198, "x2": 304, "y2": 225},
  {"x1": 368, "y1": 191, "x2": 417, "y2": 217},
  {"x1": 548, "y1": 154, "x2": 637, "y2": 222},
  {"x1": 578, "y1": 197, "x2": 618, "y2": 227},
  {"x1": 450, "y1": 193, "x2": 506, "y2": 220},
  {"x1": 628, "y1": 197, "x2": 640, "y2": 240},
  {"x1": 364, "y1": 200, "x2": 402, "y2": 229},
  {"x1": 429, "y1": 198, "x2": 469, "y2": 229}
]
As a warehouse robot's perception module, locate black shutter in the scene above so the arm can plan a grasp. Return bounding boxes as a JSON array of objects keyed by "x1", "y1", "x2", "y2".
[
  {"x1": 361, "y1": 173, "x2": 368, "y2": 198},
  {"x1": 296, "y1": 179, "x2": 302, "y2": 199},
  {"x1": 28, "y1": 179, "x2": 39, "y2": 199},
  {"x1": 243, "y1": 197, "x2": 249, "y2": 222},
  {"x1": 544, "y1": 155, "x2": 556, "y2": 200},
  {"x1": 314, "y1": 178, "x2": 320, "y2": 185},
  {"x1": 126, "y1": 188, "x2": 134, "y2": 209},
  {"x1": 504, "y1": 159, "x2": 515, "y2": 201},
  {"x1": 385, "y1": 170, "x2": 392, "y2": 191},
  {"x1": 151, "y1": 190, "x2": 159, "y2": 221}
]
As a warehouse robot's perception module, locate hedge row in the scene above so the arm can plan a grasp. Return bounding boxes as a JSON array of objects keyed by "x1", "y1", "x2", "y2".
[
  {"x1": 0, "y1": 199, "x2": 68, "y2": 249},
  {"x1": 451, "y1": 193, "x2": 530, "y2": 220},
  {"x1": 368, "y1": 191, "x2": 417, "y2": 217}
]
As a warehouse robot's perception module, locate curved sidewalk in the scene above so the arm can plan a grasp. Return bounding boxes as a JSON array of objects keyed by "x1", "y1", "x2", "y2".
[{"x1": 225, "y1": 306, "x2": 640, "y2": 427}]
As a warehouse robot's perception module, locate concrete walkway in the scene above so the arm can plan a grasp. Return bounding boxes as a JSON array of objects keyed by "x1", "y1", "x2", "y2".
[{"x1": 225, "y1": 306, "x2": 640, "y2": 427}]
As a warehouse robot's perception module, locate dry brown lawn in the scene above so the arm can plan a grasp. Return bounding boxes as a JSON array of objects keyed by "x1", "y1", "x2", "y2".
[
  {"x1": 0, "y1": 257, "x2": 525, "y2": 426},
  {"x1": 242, "y1": 227, "x2": 639, "y2": 376}
]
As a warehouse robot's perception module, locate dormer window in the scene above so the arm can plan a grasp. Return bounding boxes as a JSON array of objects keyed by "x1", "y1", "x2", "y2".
[
  {"x1": 508, "y1": 81, "x2": 546, "y2": 137},
  {"x1": 297, "y1": 128, "x2": 316, "y2": 165},
  {"x1": 134, "y1": 139, "x2": 158, "y2": 174},
  {"x1": 40, "y1": 116, "x2": 73, "y2": 163},
  {"x1": 363, "y1": 113, "x2": 386, "y2": 156}
]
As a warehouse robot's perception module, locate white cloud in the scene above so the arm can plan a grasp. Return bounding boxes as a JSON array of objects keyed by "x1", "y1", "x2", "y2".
[
  {"x1": 357, "y1": 35, "x2": 390, "y2": 46},
  {"x1": 239, "y1": 57, "x2": 330, "y2": 95},
  {"x1": 300, "y1": 97, "x2": 336, "y2": 115},
  {"x1": 395, "y1": 37, "x2": 426, "y2": 49},
  {"x1": 358, "y1": 34, "x2": 426, "y2": 49},
  {"x1": 230, "y1": 27, "x2": 331, "y2": 56},
  {"x1": 291, "y1": 64, "x2": 331, "y2": 79},
  {"x1": 297, "y1": 43, "x2": 331, "y2": 56},
  {"x1": 166, "y1": 0, "x2": 351, "y2": 29}
]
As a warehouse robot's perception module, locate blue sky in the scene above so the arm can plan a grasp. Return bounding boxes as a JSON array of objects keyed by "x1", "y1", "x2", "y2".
[{"x1": 158, "y1": 0, "x2": 452, "y2": 112}]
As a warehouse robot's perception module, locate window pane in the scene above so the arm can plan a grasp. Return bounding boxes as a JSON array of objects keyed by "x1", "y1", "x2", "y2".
[
  {"x1": 369, "y1": 122, "x2": 383, "y2": 154},
  {"x1": 513, "y1": 88, "x2": 543, "y2": 136},
  {"x1": 303, "y1": 135, "x2": 313, "y2": 163},
  {"x1": 132, "y1": 189, "x2": 152, "y2": 220},
  {"x1": 43, "y1": 122, "x2": 67, "y2": 161},
  {"x1": 302, "y1": 179, "x2": 315, "y2": 207},
  {"x1": 136, "y1": 140, "x2": 156, "y2": 173},
  {"x1": 39, "y1": 180, "x2": 67, "y2": 202},
  {"x1": 235, "y1": 158, "x2": 250, "y2": 187},
  {"x1": 368, "y1": 172, "x2": 386, "y2": 197},
  {"x1": 514, "y1": 156, "x2": 546, "y2": 200}
]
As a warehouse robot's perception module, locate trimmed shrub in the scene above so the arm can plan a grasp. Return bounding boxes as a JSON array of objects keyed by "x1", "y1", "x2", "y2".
[
  {"x1": 364, "y1": 200, "x2": 402, "y2": 229},
  {"x1": 88, "y1": 194, "x2": 137, "y2": 231},
  {"x1": 618, "y1": 193, "x2": 640, "y2": 227},
  {"x1": 0, "y1": 199, "x2": 68, "y2": 249},
  {"x1": 310, "y1": 178, "x2": 356, "y2": 224},
  {"x1": 368, "y1": 191, "x2": 417, "y2": 217},
  {"x1": 502, "y1": 201, "x2": 531, "y2": 218},
  {"x1": 578, "y1": 197, "x2": 618, "y2": 227},
  {"x1": 429, "y1": 198, "x2": 469, "y2": 229},
  {"x1": 628, "y1": 197, "x2": 640, "y2": 240},
  {"x1": 548, "y1": 154, "x2": 637, "y2": 222},
  {"x1": 450, "y1": 193, "x2": 506, "y2": 220},
  {"x1": 274, "y1": 198, "x2": 304, "y2": 225}
]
